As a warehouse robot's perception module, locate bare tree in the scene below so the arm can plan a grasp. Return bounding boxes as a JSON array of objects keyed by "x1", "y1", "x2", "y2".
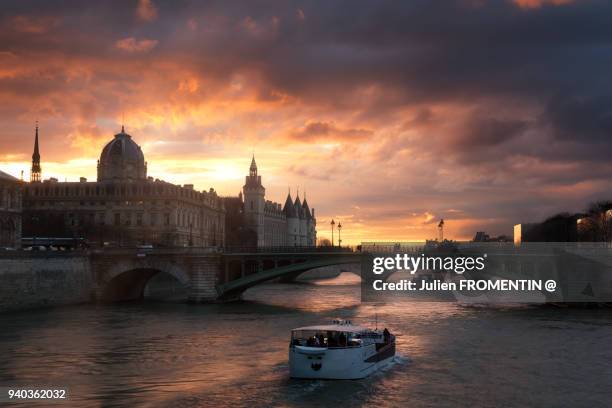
[
  {"x1": 318, "y1": 238, "x2": 332, "y2": 247},
  {"x1": 579, "y1": 201, "x2": 612, "y2": 242}
]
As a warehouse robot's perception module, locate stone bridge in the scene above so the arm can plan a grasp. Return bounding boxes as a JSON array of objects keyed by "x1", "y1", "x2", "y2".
[{"x1": 90, "y1": 247, "x2": 362, "y2": 302}]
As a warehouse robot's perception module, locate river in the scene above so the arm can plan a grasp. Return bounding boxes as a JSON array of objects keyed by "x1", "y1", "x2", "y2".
[{"x1": 1, "y1": 273, "x2": 611, "y2": 407}]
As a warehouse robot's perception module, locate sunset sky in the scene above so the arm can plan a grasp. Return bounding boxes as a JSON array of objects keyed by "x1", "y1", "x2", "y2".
[{"x1": 1, "y1": 0, "x2": 612, "y2": 244}]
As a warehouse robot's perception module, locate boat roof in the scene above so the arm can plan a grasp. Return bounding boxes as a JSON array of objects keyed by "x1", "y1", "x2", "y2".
[{"x1": 292, "y1": 324, "x2": 372, "y2": 333}]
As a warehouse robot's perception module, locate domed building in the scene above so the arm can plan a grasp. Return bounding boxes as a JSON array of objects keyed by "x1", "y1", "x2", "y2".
[
  {"x1": 97, "y1": 126, "x2": 147, "y2": 182},
  {"x1": 23, "y1": 126, "x2": 225, "y2": 248}
]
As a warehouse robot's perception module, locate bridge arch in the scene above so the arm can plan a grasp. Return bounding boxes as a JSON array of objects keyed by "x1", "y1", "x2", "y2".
[
  {"x1": 99, "y1": 261, "x2": 190, "y2": 302},
  {"x1": 217, "y1": 254, "x2": 361, "y2": 301},
  {"x1": 278, "y1": 263, "x2": 362, "y2": 283}
]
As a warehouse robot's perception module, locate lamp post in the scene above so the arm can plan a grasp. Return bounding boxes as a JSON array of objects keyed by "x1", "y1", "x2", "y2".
[
  {"x1": 338, "y1": 222, "x2": 342, "y2": 248},
  {"x1": 331, "y1": 219, "x2": 335, "y2": 247}
]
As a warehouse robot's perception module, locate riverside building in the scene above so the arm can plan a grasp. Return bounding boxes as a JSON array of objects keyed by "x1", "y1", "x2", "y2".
[{"x1": 22, "y1": 126, "x2": 225, "y2": 247}]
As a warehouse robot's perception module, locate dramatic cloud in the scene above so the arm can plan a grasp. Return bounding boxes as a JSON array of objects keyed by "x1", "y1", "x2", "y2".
[
  {"x1": 10, "y1": 15, "x2": 59, "y2": 34},
  {"x1": 0, "y1": 0, "x2": 611, "y2": 242},
  {"x1": 512, "y1": 0, "x2": 574, "y2": 9},
  {"x1": 115, "y1": 37, "x2": 159, "y2": 53},
  {"x1": 136, "y1": 0, "x2": 158, "y2": 22},
  {"x1": 289, "y1": 122, "x2": 373, "y2": 142}
]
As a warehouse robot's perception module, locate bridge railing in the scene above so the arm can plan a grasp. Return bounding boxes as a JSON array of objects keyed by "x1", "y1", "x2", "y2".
[
  {"x1": 0, "y1": 249, "x2": 88, "y2": 259},
  {"x1": 222, "y1": 246, "x2": 354, "y2": 254},
  {"x1": 88, "y1": 245, "x2": 356, "y2": 256}
]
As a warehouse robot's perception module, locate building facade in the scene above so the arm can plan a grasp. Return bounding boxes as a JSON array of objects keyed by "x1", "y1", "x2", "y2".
[
  {"x1": 23, "y1": 127, "x2": 225, "y2": 247},
  {"x1": 0, "y1": 170, "x2": 22, "y2": 248},
  {"x1": 225, "y1": 156, "x2": 317, "y2": 247}
]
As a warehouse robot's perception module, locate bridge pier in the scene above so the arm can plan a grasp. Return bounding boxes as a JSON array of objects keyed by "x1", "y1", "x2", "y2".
[{"x1": 187, "y1": 256, "x2": 222, "y2": 303}]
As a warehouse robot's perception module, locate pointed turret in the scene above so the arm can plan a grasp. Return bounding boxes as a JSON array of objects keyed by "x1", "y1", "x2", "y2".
[
  {"x1": 283, "y1": 192, "x2": 297, "y2": 218},
  {"x1": 249, "y1": 154, "x2": 257, "y2": 177},
  {"x1": 30, "y1": 122, "x2": 41, "y2": 182},
  {"x1": 302, "y1": 195, "x2": 312, "y2": 220},
  {"x1": 294, "y1": 193, "x2": 303, "y2": 218}
]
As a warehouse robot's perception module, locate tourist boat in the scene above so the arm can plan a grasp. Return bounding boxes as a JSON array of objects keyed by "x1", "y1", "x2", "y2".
[{"x1": 289, "y1": 319, "x2": 396, "y2": 379}]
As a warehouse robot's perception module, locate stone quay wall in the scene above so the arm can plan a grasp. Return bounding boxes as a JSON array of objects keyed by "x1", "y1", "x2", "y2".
[{"x1": 0, "y1": 253, "x2": 93, "y2": 313}]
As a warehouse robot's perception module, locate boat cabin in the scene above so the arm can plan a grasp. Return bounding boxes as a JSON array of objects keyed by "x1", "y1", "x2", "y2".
[{"x1": 290, "y1": 321, "x2": 383, "y2": 349}]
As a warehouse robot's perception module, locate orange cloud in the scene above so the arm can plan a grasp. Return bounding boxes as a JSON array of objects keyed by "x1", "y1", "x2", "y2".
[
  {"x1": 136, "y1": 0, "x2": 158, "y2": 22},
  {"x1": 11, "y1": 15, "x2": 59, "y2": 34},
  {"x1": 288, "y1": 122, "x2": 373, "y2": 143},
  {"x1": 115, "y1": 37, "x2": 159, "y2": 53},
  {"x1": 513, "y1": 0, "x2": 573, "y2": 8}
]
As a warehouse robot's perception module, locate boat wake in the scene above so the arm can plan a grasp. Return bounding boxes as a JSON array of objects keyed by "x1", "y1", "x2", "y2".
[{"x1": 392, "y1": 352, "x2": 411, "y2": 365}]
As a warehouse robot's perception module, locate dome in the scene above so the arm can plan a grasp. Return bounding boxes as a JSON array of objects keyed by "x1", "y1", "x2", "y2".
[
  {"x1": 97, "y1": 127, "x2": 147, "y2": 182},
  {"x1": 0, "y1": 169, "x2": 18, "y2": 182}
]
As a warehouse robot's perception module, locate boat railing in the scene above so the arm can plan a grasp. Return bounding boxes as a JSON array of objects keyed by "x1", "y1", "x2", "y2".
[{"x1": 292, "y1": 343, "x2": 365, "y2": 350}]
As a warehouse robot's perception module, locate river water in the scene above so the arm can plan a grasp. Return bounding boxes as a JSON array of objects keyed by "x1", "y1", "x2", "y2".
[{"x1": 1, "y1": 273, "x2": 611, "y2": 407}]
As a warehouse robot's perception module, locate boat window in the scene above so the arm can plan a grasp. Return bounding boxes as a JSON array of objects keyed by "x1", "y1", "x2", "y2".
[{"x1": 290, "y1": 330, "x2": 363, "y2": 348}]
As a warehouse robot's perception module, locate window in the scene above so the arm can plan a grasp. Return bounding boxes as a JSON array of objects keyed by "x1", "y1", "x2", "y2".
[
  {"x1": 114, "y1": 213, "x2": 120, "y2": 226},
  {"x1": 164, "y1": 213, "x2": 170, "y2": 226},
  {"x1": 136, "y1": 213, "x2": 143, "y2": 226},
  {"x1": 250, "y1": 200, "x2": 254, "y2": 210}
]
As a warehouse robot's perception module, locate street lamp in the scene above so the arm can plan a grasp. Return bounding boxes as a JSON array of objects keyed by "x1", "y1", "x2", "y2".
[
  {"x1": 438, "y1": 219, "x2": 444, "y2": 242},
  {"x1": 338, "y1": 222, "x2": 342, "y2": 248},
  {"x1": 331, "y1": 219, "x2": 335, "y2": 247}
]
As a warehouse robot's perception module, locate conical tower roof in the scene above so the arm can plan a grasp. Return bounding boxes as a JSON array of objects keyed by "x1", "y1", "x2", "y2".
[
  {"x1": 294, "y1": 194, "x2": 303, "y2": 219},
  {"x1": 283, "y1": 192, "x2": 297, "y2": 218},
  {"x1": 302, "y1": 196, "x2": 312, "y2": 220}
]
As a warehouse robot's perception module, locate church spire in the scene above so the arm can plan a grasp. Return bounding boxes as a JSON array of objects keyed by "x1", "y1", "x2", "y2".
[{"x1": 30, "y1": 121, "x2": 41, "y2": 183}]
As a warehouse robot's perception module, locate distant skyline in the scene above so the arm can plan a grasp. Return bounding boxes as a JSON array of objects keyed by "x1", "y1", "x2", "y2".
[{"x1": 1, "y1": 0, "x2": 612, "y2": 244}]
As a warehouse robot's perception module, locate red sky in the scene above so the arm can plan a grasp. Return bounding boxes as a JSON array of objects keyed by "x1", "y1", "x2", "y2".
[{"x1": 1, "y1": 0, "x2": 611, "y2": 244}]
